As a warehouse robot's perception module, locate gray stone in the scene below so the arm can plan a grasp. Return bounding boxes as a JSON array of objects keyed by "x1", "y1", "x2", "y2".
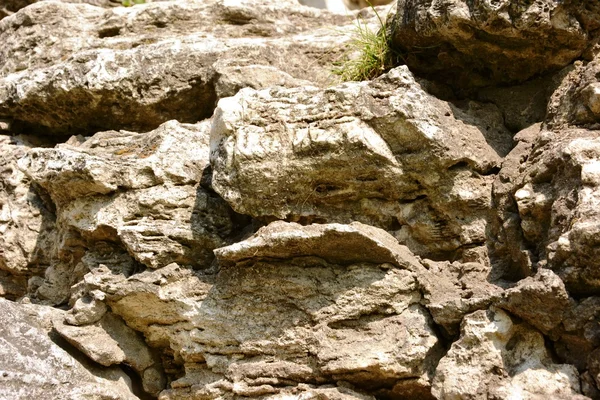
[
  {"x1": 390, "y1": 0, "x2": 592, "y2": 89},
  {"x1": 211, "y1": 66, "x2": 511, "y2": 260},
  {"x1": 0, "y1": 135, "x2": 56, "y2": 300},
  {"x1": 54, "y1": 310, "x2": 165, "y2": 396},
  {"x1": 432, "y1": 308, "x2": 585, "y2": 400},
  {"x1": 0, "y1": 0, "x2": 356, "y2": 136},
  {"x1": 491, "y1": 125, "x2": 600, "y2": 294},
  {"x1": 0, "y1": 297, "x2": 138, "y2": 400}
]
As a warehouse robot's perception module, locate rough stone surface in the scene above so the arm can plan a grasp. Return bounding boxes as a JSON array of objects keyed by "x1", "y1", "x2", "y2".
[
  {"x1": 2, "y1": 0, "x2": 600, "y2": 397},
  {"x1": 0, "y1": 297, "x2": 138, "y2": 400},
  {"x1": 54, "y1": 310, "x2": 166, "y2": 396},
  {"x1": 547, "y1": 55, "x2": 600, "y2": 130},
  {"x1": 71, "y1": 222, "x2": 450, "y2": 399},
  {"x1": 496, "y1": 269, "x2": 572, "y2": 334},
  {"x1": 0, "y1": 135, "x2": 55, "y2": 299},
  {"x1": 390, "y1": 0, "x2": 593, "y2": 89},
  {"x1": 432, "y1": 308, "x2": 585, "y2": 400},
  {"x1": 15, "y1": 119, "x2": 242, "y2": 305},
  {"x1": 417, "y1": 259, "x2": 503, "y2": 337},
  {"x1": 211, "y1": 66, "x2": 511, "y2": 260},
  {"x1": 0, "y1": 0, "x2": 356, "y2": 136},
  {"x1": 491, "y1": 125, "x2": 600, "y2": 295}
]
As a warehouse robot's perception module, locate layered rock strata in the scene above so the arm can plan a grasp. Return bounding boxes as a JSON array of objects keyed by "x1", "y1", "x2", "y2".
[{"x1": 1, "y1": 0, "x2": 600, "y2": 399}]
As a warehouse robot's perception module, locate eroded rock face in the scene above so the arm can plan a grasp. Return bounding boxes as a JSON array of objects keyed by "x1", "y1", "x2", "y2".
[
  {"x1": 0, "y1": 0, "x2": 356, "y2": 136},
  {"x1": 3, "y1": 0, "x2": 600, "y2": 397},
  {"x1": 0, "y1": 135, "x2": 55, "y2": 299},
  {"x1": 69, "y1": 222, "x2": 459, "y2": 399},
  {"x1": 548, "y1": 55, "x2": 600, "y2": 130},
  {"x1": 432, "y1": 308, "x2": 585, "y2": 400},
  {"x1": 491, "y1": 125, "x2": 600, "y2": 295},
  {"x1": 211, "y1": 66, "x2": 511, "y2": 260},
  {"x1": 390, "y1": 0, "x2": 592, "y2": 89},
  {"x1": 0, "y1": 297, "x2": 138, "y2": 400},
  {"x1": 17, "y1": 119, "x2": 241, "y2": 305}
]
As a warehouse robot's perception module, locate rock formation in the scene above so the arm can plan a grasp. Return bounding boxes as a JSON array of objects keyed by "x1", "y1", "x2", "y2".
[{"x1": 1, "y1": 0, "x2": 600, "y2": 399}]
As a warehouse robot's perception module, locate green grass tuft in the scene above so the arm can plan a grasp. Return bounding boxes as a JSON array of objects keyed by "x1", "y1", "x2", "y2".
[
  {"x1": 121, "y1": 0, "x2": 146, "y2": 7},
  {"x1": 333, "y1": 4, "x2": 400, "y2": 82}
]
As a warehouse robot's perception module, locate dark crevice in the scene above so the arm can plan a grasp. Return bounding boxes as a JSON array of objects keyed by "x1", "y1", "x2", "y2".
[
  {"x1": 48, "y1": 330, "x2": 148, "y2": 399},
  {"x1": 121, "y1": 364, "x2": 157, "y2": 400}
]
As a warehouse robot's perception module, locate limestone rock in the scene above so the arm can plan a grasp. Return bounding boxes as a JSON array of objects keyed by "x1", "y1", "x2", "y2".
[
  {"x1": 14, "y1": 120, "x2": 242, "y2": 306},
  {"x1": 181, "y1": 221, "x2": 442, "y2": 398},
  {"x1": 554, "y1": 296, "x2": 600, "y2": 371},
  {"x1": 0, "y1": 297, "x2": 138, "y2": 400},
  {"x1": 54, "y1": 310, "x2": 166, "y2": 396},
  {"x1": 214, "y1": 220, "x2": 423, "y2": 271},
  {"x1": 432, "y1": 308, "x2": 585, "y2": 400},
  {"x1": 491, "y1": 125, "x2": 600, "y2": 295},
  {"x1": 547, "y1": 55, "x2": 600, "y2": 129},
  {"x1": 390, "y1": 0, "x2": 592, "y2": 89},
  {"x1": 417, "y1": 259, "x2": 503, "y2": 337},
  {"x1": 0, "y1": 135, "x2": 55, "y2": 300},
  {"x1": 211, "y1": 66, "x2": 511, "y2": 259},
  {"x1": 20, "y1": 120, "x2": 237, "y2": 275},
  {"x1": 495, "y1": 269, "x2": 572, "y2": 334},
  {"x1": 0, "y1": 0, "x2": 356, "y2": 136},
  {"x1": 75, "y1": 222, "x2": 445, "y2": 399}
]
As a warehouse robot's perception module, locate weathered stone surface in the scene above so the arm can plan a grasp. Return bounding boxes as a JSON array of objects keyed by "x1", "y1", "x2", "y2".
[
  {"x1": 0, "y1": 297, "x2": 137, "y2": 400},
  {"x1": 496, "y1": 269, "x2": 572, "y2": 334},
  {"x1": 432, "y1": 308, "x2": 585, "y2": 400},
  {"x1": 553, "y1": 296, "x2": 600, "y2": 371},
  {"x1": 390, "y1": 0, "x2": 592, "y2": 89},
  {"x1": 15, "y1": 119, "x2": 241, "y2": 306},
  {"x1": 21, "y1": 119, "x2": 236, "y2": 270},
  {"x1": 0, "y1": 0, "x2": 355, "y2": 136},
  {"x1": 74, "y1": 222, "x2": 445, "y2": 399},
  {"x1": 417, "y1": 259, "x2": 503, "y2": 337},
  {"x1": 491, "y1": 125, "x2": 600, "y2": 295},
  {"x1": 547, "y1": 55, "x2": 600, "y2": 130},
  {"x1": 215, "y1": 220, "x2": 423, "y2": 271},
  {"x1": 0, "y1": 0, "x2": 139, "y2": 20},
  {"x1": 54, "y1": 310, "x2": 166, "y2": 396},
  {"x1": 211, "y1": 65, "x2": 510, "y2": 260},
  {"x1": 0, "y1": 135, "x2": 55, "y2": 299}
]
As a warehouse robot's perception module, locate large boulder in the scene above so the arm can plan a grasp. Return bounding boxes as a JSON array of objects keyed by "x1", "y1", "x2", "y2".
[
  {"x1": 390, "y1": 0, "x2": 595, "y2": 89},
  {"x1": 72, "y1": 222, "x2": 477, "y2": 399},
  {"x1": 0, "y1": 297, "x2": 138, "y2": 400},
  {"x1": 211, "y1": 65, "x2": 511, "y2": 260},
  {"x1": 0, "y1": 0, "x2": 356, "y2": 136}
]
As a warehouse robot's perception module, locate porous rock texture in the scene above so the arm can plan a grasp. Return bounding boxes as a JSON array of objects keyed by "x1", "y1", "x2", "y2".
[
  {"x1": 2, "y1": 0, "x2": 600, "y2": 399},
  {"x1": 210, "y1": 65, "x2": 512, "y2": 260},
  {"x1": 390, "y1": 0, "x2": 597, "y2": 89},
  {"x1": 0, "y1": 0, "x2": 354, "y2": 136}
]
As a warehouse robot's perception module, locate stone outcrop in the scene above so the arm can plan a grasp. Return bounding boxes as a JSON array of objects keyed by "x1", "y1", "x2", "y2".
[
  {"x1": 2, "y1": 0, "x2": 600, "y2": 398},
  {"x1": 0, "y1": 0, "x2": 355, "y2": 136},
  {"x1": 0, "y1": 297, "x2": 138, "y2": 400},
  {"x1": 390, "y1": 0, "x2": 594, "y2": 89},
  {"x1": 548, "y1": 55, "x2": 600, "y2": 130},
  {"x1": 211, "y1": 65, "x2": 511, "y2": 260},
  {"x1": 0, "y1": 135, "x2": 55, "y2": 299},
  {"x1": 432, "y1": 308, "x2": 585, "y2": 400},
  {"x1": 16, "y1": 119, "x2": 242, "y2": 305}
]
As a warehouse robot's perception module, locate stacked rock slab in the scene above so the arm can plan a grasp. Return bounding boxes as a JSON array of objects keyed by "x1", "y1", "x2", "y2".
[
  {"x1": 0, "y1": 0, "x2": 355, "y2": 136},
  {"x1": 1, "y1": 0, "x2": 600, "y2": 399}
]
